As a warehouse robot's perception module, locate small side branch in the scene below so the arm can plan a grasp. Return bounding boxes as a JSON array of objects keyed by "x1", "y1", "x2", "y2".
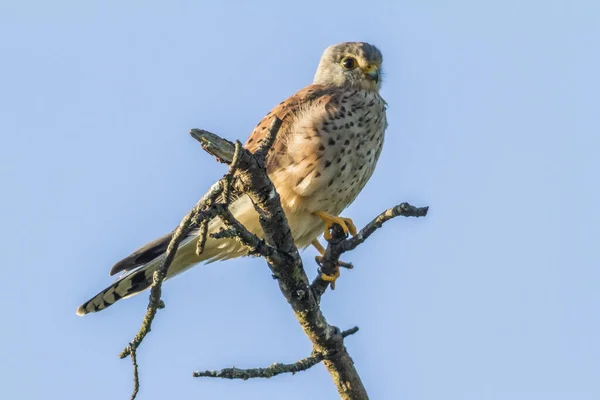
[
  {"x1": 311, "y1": 203, "x2": 429, "y2": 301},
  {"x1": 189, "y1": 129, "x2": 236, "y2": 163},
  {"x1": 254, "y1": 118, "x2": 283, "y2": 161},
  {"x1": 120, "y1": 121, "x2": 285, "y2": 400},
  {"x1": 344, "y1": 203, "x2": 429, "y2": 252},
  {"x1": 193, "y1": 327, "x2": 360, "y2": 380},
  {"x1": 215, "y1": 207, "x2": 290, "y2": 267},
  {"x1": 118, "y1": 181, "x2": 225, "y2": 359},
  {"x1": 128, "y1": 345, "x2": 140, "y2": 400},
  {"x1": 193, "y1": 356, "x2": 323, "y2": 380}
]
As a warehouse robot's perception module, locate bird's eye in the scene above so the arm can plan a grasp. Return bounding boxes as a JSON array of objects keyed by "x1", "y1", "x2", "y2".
[{"x1": 341, "y1": 57, "x2": 357, "y2": 69}]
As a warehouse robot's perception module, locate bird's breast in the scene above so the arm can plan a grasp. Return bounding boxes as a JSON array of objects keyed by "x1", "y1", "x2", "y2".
[{"x1": 271, "y1": 89, "x2": 387, "y2": 218}]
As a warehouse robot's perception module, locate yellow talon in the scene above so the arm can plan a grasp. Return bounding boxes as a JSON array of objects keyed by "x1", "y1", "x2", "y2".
[
  {"x1": 311, "y1": 239, "x2": 352, "y2": 290},
  {"x1": 312, "y1": 239, "x2": 326, "y2": 255},
  {"x1": 313, "y1": 211, "x2": 358, "y2": 241},
  {"x1": 320, "y1": 269, "x2": 341, "y2": 290}
]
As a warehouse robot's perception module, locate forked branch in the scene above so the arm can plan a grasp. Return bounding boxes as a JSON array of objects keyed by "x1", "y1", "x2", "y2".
[{"x1": 120, "y1": 118, "x2": 428, "y2": 400}]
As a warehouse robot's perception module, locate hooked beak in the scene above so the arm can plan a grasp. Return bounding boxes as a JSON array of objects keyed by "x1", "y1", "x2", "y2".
[{"x1": 363, "y1": 65, "x2": 380, "y2": 84}]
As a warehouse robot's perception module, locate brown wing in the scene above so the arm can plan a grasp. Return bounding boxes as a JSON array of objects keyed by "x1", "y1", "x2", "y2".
[
  {"x1": 244, "y1": 84, "x2": 340, "y2": 173},
  {"x1": 109, "y1": 84, "x2": 338, "y2": 276}
]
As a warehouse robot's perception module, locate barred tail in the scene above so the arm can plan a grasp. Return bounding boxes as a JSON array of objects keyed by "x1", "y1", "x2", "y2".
[
  {"x1": 76, "y1": 264, "x2": 157, "y2": 316},
  {"x1": 76, "y1": 197, "x2": 259, "y2": 316}
]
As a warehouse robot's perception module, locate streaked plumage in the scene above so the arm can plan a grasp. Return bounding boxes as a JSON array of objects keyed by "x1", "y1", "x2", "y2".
[{"x1": 77, "y1": 42, "x2": 387, "y2": 315}]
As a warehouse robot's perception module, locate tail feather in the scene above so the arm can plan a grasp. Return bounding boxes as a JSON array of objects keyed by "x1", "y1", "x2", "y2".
[
  {"x1": 76, "y1": 267, "x2": 155, "y2": 316},
  {"x1": 76, "y1": 196, "x2": 259, "y2": 316}
]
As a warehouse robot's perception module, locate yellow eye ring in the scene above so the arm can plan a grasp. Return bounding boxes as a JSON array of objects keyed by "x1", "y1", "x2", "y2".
[{"x1": 341, "y1": 57, "x2": 357, "y2": 69}]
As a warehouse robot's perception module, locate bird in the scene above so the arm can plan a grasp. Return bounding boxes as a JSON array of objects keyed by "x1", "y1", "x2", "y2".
[{"x1": 77, "y1": 42, "x2": 387, "y2": 316}]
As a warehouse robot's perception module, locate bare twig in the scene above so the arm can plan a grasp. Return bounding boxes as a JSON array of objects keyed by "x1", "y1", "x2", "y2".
[
  {"x1": 223, "y1": 140, "x2": 243, "y2": 203},
  {"x1": 195, "y1": 219, "x2": 209, "y2": 256},
  {"x1": 193, "y1": 326, "x2": 360, "y2": 380},
  {"x1": 118, "y1": 181, "x2": 225, "y2": 360},
  {"x1": 340, "y1": 326, "x2": 360, "y2": 337},
  {"x1": 129, "y1": 345, "x2": 139, "y2": 400},
  {"x1": 254, "y1": 118, "x2": 284, "y2": 161},
  {"x1": 193, "y1": 355, "x2": 323, "y2": 380},
  {"x1": 119, "y1": 136, "x2": 261, "y2": 399},
  {"x1": 216, "y1": 207, "x2": 290, "y2": 265},
  {"x1": 189, "y1": 129, "x2": 236, "y2": 162},
  {"x1": 311, "y1": 203, "x2": 429, "y2": 301},
  {"x1": 344, "y1": 203, "x2": 429, "y2": 252}
]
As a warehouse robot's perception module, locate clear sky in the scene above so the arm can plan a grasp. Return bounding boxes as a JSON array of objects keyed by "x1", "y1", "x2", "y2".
[{"x1": 1, "y1": 1, "x2": 598, "y2": 399}]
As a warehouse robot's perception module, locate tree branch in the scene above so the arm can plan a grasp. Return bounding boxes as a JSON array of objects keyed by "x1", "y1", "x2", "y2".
[
  {"x1": 118, "y1": 181, "x2": 225, "y2": 359},
  {"x1": 129, "y1": 343, "x2": 140, "y2": 400},
  {"x1": 191, "y1": 120, "x2": 372, "y2": 399},
  {"x1": 120, "y1": 118, "x2": 428, "y2": 400},
  {"x1": 193, "y1": 326, "x2": 360, "y2": 380},
  {"x1": 344, "y1": 203, "x2": 429, "y2": 252},
  {"x1": 215, "y1": 207, "x2": 290, "y2": 266},
  {"x1": 193, "y1": 356, "x2": 323, "y2": 380},
  {"x1": 119, "y1": 126, "x2": 281, "y2": 400},
  {"x1": 311, "y1": 203, "x2": 429, "y2": 302}
]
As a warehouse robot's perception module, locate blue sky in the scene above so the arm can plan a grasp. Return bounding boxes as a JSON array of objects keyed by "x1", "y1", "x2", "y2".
[{"x1": 1, "y1": 1, "x2": 599, "y2": 399}]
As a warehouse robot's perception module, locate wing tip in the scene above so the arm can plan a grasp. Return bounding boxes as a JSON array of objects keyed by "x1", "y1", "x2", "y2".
[{"x1": 109, "y1": 260, "x2": 128, "y2": 276}]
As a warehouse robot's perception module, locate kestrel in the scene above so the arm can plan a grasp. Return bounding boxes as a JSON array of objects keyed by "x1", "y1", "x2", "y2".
[{"x1": 77, "y1": 42, "x2": 387, "y2": 315}]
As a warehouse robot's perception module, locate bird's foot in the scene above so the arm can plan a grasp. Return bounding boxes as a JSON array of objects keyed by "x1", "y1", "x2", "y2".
[
  {"x1": 311, "y1": 239, "x2": 354, "y2": 290},
  {"x1": 319, "y1": 265, "x2": 341, "y2": 289},
  {"x1": 313, "y1": 211, "x2": 357, "y2": 241}
]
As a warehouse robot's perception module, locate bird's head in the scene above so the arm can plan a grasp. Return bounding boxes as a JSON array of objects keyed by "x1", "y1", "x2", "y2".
[{"x1": 313, "y1": 42, "x2": 383, "y2": 92}]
